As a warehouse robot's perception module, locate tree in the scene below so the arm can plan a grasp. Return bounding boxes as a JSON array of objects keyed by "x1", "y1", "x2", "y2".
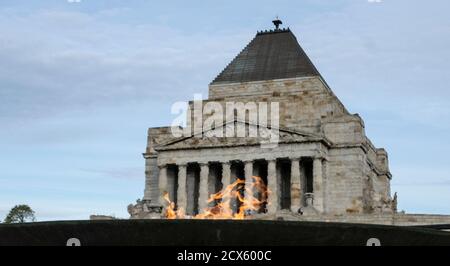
[{"x1": 4, "y1": 205, "x2": 36, "y2": 224}]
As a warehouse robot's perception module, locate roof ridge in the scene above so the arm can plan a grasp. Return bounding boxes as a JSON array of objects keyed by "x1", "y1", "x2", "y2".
[{"x1": 256, "y1": 27, "x2": 290, "y2": 35}]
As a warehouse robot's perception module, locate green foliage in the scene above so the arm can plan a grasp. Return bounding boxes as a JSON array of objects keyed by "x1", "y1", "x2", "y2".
[{"x1": 4, "y1": 205, "x2": 36, "y2": 224}]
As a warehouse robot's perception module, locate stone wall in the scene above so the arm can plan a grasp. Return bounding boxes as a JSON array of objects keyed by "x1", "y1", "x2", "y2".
[
  {"x1": 90, "y1": 215, "x2": 116, "y2": 220},
  {"x1": 275, "y1": 212, "x2": 450, "y2": 226},
  {"x1": 206, "y1": 76, "x2": 348, "y2": 134},
  {"x1": 326, "y1": 147, "x2": 366, "y2": 214}
]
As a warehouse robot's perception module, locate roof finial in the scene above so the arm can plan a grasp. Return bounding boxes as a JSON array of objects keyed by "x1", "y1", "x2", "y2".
[{"x1": 272, "y1": 16, "x2": 283, "y2": 30}]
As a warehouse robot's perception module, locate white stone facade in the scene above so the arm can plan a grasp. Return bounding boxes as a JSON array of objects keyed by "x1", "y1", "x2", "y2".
[{"x1": 129, "y1": 76, "x2": 396, "y2": 219}]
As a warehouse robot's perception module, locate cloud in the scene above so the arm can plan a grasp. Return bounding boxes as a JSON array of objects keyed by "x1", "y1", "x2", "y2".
[
  {"x1": 294, "y1": 0, "x2": 450, "y2": 127},
  {"x1": 0, "y1": 7, "x2": 250, "y2": 124},
  {"x1": 4, "y1": 1, "x2": 447, "y2": 128},
  {"x1": 80, "y1": 167, "x2": 142, "y2": 180}
]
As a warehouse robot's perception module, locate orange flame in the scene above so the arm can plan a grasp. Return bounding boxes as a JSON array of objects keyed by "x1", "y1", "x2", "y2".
[
  {"x1": 163, "y1": 192, "x2": 185, "y2": 219},
  {"x1": 163, "y1": 176, "x2": 269, "y2": 219}
]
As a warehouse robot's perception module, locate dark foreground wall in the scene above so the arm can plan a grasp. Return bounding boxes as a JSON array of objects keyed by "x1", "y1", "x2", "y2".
[{"x1": 0, "y1": 219, "x2": 449, "y2": 246}]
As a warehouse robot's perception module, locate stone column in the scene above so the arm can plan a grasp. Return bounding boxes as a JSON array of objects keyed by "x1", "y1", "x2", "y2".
[
  {"x1": 143, "y1": 157, "x2": 154, "y2": 201},
  {"x1": 198, "y1": 163, "x2": 210, "y2": 211},
  {"x1": 313, "y1": 157, "x2": 324, "y2": 212},
  {"x1": 244, "y1": 160, "x2": 254, "y2": 203},
  {"x1": 290, "y1": 158, "x2": 301, "y2": 213},
  {"x1": 158, "y1": 165, "x2": 168, "y2": 207},
  {"x1": 221, "y1": 162, "x2": 231, "y2": 188},
  {"x1": 176, "y1": 164, "x2": 187, "y2": 212},
  {"x1": 267, "y1": 159, "x2": 278, "y2": 214},
  {"x1": 143, "y1": 156, "x2": 160, "y2": 204}
]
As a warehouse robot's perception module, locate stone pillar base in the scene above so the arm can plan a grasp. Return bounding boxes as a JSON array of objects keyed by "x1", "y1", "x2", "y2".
[{"x1": 128, "y1": 199, "x2": 163, "y2": 219}]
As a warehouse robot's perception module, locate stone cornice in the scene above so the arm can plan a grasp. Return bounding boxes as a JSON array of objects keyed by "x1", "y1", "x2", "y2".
[
  {"x1": 153, "y1": 119, "x2": 332, "y2": 152},
  {"x1": 142, "y1": 153, "x2": 157, "y2": 159}
]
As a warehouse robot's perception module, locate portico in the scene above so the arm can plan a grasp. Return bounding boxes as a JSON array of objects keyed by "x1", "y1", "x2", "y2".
[{"x1": 156, "y1": 151, "x2": 325, "y2": 216}]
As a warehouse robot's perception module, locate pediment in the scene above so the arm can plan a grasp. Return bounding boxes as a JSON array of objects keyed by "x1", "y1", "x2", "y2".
[{"x1": 154, "y1": 120, "x2": 326, "y2": 151}]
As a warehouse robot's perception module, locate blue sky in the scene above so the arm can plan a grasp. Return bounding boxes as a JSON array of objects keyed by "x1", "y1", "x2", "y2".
[{"x1": 0, "y1": 0, "x2": 449, "y2": 221}]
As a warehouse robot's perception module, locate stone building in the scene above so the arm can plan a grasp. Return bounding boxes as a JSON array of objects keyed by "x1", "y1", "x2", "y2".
[{"x1": 128, "y1": 20, "x2": 399, "y2": 222}]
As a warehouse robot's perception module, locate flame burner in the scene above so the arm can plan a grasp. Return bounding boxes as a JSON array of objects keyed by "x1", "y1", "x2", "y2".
[{"x1": 164, "y1": 176, "x2": 269, "y2": 220}]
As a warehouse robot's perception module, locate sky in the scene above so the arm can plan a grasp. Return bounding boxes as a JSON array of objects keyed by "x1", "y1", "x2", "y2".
[{"x1": 0, "y1": 0, "x2": 449, "y2": 221}]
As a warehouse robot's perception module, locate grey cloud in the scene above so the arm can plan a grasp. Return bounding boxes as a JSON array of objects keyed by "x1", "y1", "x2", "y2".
[{"x1": 0, "y1": 8, "x2": 249, "y2": 123}]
